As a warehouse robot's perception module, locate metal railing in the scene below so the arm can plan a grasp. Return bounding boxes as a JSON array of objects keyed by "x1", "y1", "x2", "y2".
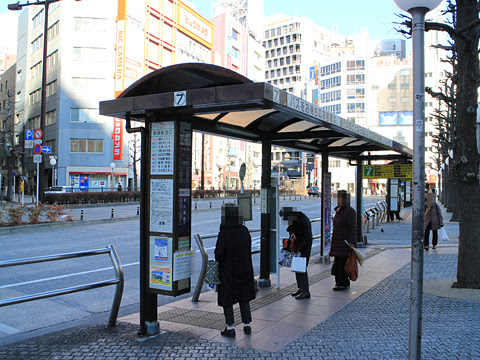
[
  {"x1": 363, "y1": 201, "x2": 387, "y2": 239},
  {"x1": 0, "y1": 244, "x2": 124, "y2": 328}
]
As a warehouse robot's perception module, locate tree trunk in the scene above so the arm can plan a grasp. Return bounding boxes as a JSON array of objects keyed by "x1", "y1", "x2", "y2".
[{"x1": 453, "y1": 0, "x2": 480, "y2": 289}]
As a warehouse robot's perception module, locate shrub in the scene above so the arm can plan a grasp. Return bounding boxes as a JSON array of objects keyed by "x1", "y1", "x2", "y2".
[
  {"x1": 6, "y1": 206, "x2": 25, "y2": 226},
  {"x1": 27, "y1": 203, "x2": 45, "y2": 224},
  {"x1": 45, "y1": 203, "x2": 66, "y2": 223}
]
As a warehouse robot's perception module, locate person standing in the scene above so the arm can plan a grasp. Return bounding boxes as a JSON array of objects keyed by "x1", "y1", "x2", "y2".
[
  {"x1": 215, "y1": 204, "x2": 256, "y2": 338},
  {"x1": 280, "y1": 207, "x2": 313, "y2": 299},
  {"x1": 330, "y1": 190, "x2": 357, "y2": 291},
  {"x1": 424, "y1": 191, "x2": 443, "y2": 250}
]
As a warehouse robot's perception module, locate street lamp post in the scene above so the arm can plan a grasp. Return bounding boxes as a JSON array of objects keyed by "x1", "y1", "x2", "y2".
[
  {"x1": 393, "y1": 1, "x2": 442, "y2": 359},
  {"x1": 49, "y1": 157, "x2": 56, "y2": 187},
  {"x1": 9, "y1": 0, "x2": 81, "y2": 202},
  {"x1": 110, "y1": 162, "x2": 116, "y2": 190}
]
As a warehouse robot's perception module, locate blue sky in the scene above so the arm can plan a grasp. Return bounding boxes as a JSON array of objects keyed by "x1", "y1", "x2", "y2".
[{"x1": 187, "y1": 0, "x2": 443, "y2": 40}]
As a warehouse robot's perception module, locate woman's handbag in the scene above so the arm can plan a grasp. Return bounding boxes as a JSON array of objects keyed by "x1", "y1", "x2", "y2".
[
  {"x1": 279, "y1": 249, "x2": 293, "y2": 267},
  {"x1": 439, "y1": 226, "x2": 449, "y2": 241},
  {"x1": 204, "y1": 259, "x2": 221, "y2": 285},
  {"x1": 290, "y1": 255, "x2": 307, "y2": 273},
  {"x1": 344, "y1": 249, "x2": 358, "y2": 281},
  {"x1": 282, "y1": 236, "x2": 297, "y2": 252}
]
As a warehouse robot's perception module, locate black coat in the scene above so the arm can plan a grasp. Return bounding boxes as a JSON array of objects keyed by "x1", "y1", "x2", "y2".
[
  {"x1": 215, "y1": 223, "x2": 256, "y2": 307},
  {"x1": 331, "y1": 205, "x2": 357, "y2": 257},
  {"x1": 286, "y1": 211, "x2": 313, "y2": 261}
]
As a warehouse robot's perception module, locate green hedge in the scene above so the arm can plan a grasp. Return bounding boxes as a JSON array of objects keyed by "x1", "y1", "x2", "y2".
[{"x1": 44, "y1": 191, "x2": 140, "y2": 205}]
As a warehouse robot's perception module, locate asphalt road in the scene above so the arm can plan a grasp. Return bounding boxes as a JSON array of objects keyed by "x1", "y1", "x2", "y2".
[{"x1": 0, "y1": 196, "x2": 382, "y2": 343}]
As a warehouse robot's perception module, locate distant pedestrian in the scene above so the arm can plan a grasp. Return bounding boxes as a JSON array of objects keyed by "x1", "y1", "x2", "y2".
[
  {"x1": 424, "y1": 190, "x2": 443, "y2": 250},
  {"x1": 279, "y1": 206, "x2": 313, "y2": 299},
  {"x1": 330, "y1": 190, "x2": 357, "y2": 291},
  {"x1": 117, "y1": 183, "x2": 122, "y2": 191},
  {"x1": 215, "y1": 204, "x2": 255, "y2": 338}
]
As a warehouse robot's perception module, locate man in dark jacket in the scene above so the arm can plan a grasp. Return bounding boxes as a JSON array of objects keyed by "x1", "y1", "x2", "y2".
[
  {"x1": 280, "y1": 207, "x2": 313, "y2": 299},
  {"x1": 330, "y1": 190, "x2": 357, "y2": 291},
  {"x1": 215, "y1": 204, "x2": 256, "y2": 338}
]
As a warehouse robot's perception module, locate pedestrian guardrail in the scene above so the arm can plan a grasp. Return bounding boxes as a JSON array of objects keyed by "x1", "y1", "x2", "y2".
[
  {"x1": 0, "y1": 244, "x2": 124, "y2": 328},
  {"x1": 363, "y1": 201, "x2": 388, "y2": 242}
]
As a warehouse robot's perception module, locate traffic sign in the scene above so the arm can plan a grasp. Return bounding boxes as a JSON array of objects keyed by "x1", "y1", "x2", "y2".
[
  {"x1": 33, "y1": 155, "x2": 42, "y2": 163},
  {"x1": 49, "y1": 155, "x2": 57, "y2": 160},
  {"x1": 34, "y1": 144, "x2": 42, "y2": 155},
  {"x1": 42, "y1": 146, "x2": 51, "y2": 153},
  {"x1": 34, "y1": 129, "x2": 43, "y2": 140},
  {"x1": 25, "y1": 130, "x2": 33, "y2": 140}
]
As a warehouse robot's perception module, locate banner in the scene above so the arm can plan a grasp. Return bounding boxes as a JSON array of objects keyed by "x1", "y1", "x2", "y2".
[{"x1": 113, "y1": 118, "x2": 123, "y2": 160}]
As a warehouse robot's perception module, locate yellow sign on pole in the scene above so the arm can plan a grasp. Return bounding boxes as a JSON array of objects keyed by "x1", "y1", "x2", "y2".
[{"x1": 363, "y1": 164, "x2": 413, "y2": 180}]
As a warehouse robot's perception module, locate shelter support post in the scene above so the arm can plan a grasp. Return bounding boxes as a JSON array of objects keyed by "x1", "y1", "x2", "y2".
[
  {"x1": 356, "y1": 159, "x2": 364, "y2": 246},
  {"x1": 138, "y1": 116, "x2": 158, "y2": 336},
  {"x1": 259, "y1": 140, "x2": 272, "y2": 287},
  {"x1": 320, "y1": 152, "x2": 330, "y2": 263}
]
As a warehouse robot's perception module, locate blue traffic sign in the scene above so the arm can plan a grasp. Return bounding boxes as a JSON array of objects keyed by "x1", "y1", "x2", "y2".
[
  {"x1": 25, "y1": 129, "x2": 33, "y2": 140},
  {"x1": 34, "y1": 144, "x2": 42, "y2": 155},
  {"x1": 42, "y1": 146, "x2": 51, "y2": 153}
]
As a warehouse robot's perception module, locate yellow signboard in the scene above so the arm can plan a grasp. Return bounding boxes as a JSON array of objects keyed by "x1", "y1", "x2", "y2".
[{"x1": 363, "y1": 164, "x2": 412, "y2": 180}]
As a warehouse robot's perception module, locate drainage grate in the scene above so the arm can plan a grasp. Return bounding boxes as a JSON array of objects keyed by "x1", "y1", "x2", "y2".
[{"x1": 159, "y1": 248, "x2": 386, "y2": 329}]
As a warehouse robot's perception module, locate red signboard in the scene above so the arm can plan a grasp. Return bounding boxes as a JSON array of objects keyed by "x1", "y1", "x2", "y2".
[{"x1": 113, "y1": 118, "x2": 123, "y2": 160}]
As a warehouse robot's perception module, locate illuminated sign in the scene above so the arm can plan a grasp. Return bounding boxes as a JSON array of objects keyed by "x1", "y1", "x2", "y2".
[
  {"x1": 178, "y1": 2, "x2": 213, "y2": 49},
  {"x1": 363, "y1": 164, "x2": 413, "y2": 180},
  {"x1": 379, "y1": 112, "x2": 413, "y2": 126},
  {"x1": 113, "y1": 118, "x2": 123, "y2": 160}
]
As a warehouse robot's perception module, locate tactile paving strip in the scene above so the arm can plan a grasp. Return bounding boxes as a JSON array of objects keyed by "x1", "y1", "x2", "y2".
[{"x1": 158, "y1": 248, "x2": 386, "y2": 329}]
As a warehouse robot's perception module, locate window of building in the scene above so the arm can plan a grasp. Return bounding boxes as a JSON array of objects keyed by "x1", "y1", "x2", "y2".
[
  {"x1": 346, "y1": 88, "x2": 365, "y2": 99},
  {"x1": 72, "y1": 78, "x2": 107, "y2": 94},
  {"x1": 70, "y1": 138, "x2": 104, "y2": 153},
  {"x1": 71, "y1": 108, "x2": 102, "y2": 123},
  {"x1": 371, "y1": 85, "x2": 379, "y2": 90},
  {"x1": 46, "y1": 80, "x2": 57, "y2": 97},
  {"x1": 30, "y1": 62, "x2": 42, "y2": 80},
  {"x1": 347, "y1": 103, "x2": 365, "y2": 113},
  {"x1": 265, "y1": 30, "x2": 269, "y2": 38},
  {"x1": 47, "y1": 50, "x2": 58, "y2": 69},
  {"x1": 73, "y1": 47, "x2": 107, "y2": 63},
  {"x1": 400, "y1": 97, "x2": 409, "y2": 103},
  {"x1": 32, "y1": 9, "x2": 44, "y2": 29},
  {"x1": 268, "y1": 40, "x2": 272, "y2": 48},
  {"x1": 47, "y1": 21, "x2": 60, "y2": 40},
  {"x1": 28, "y1": 116, "x2": 41, "y2": 129},
  {"x1": 346, "y1": 74, "x2": 365, "y2": 85},
  {"x1": 271, "y1": 28, "x2": 275, "y2": 36},
  {"x1": 400, "y1": 70, "x2": 409, "y2": 76},
  {"x1": 29, "y1": 89, "x2": 41, "y2": 105},
  {"x1": 400, "y1": 83, "x2": 410, "y2": 89},
  {"x1": 346, "y1": 60, "x2": 365, "y2": 71},
  {"x1": 74, "y1": 17, "x2": 107, "y2": 32},
  {"x1": 388, "y1": 97, "x2": 397, "y2": 103},
  {"x1": 388, "y1": 83, "x2": 396, "y2": 89},
  {"x1": 148, "y1": 40, "x2": 159, "y2": 62},
  {"x1": 149, "y1": 14, "x2": 160, "y2": 34},
  {"x1": 231, "y1": 28, "x2": 239, "y2": 40},
  {"x1": 31, "y1": 35, "x2": 43, "y2": 53},
  {"x1": 45, "y1": 139, "x2": 56, "y2": 154},
  {"x1": 46, "y1": 109, "x2": 56, "y2": 126}
]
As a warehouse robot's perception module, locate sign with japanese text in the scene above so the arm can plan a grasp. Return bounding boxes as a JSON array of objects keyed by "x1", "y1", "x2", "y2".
[
  {"x1": 363, "y1": 164, "x2": 413, "y2": 180},
  {"x1": 113, "y1": 118, "x2": 123, "y2": 160}
]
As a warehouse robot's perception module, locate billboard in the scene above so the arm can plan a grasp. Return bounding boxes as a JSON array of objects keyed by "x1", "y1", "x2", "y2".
[
  {"x1": 379, "y1": 112, "x2": 413, "y2": 126},
  {"x1": 177, "y1": 1, "x2": 213, "y2": 49}
]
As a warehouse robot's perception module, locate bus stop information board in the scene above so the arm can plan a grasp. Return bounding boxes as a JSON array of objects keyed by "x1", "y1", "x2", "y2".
[{"x1": 363, "y1": 164, "x2": 412, "y2": 180}]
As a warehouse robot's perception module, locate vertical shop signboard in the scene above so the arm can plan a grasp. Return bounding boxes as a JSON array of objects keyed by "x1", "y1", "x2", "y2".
[
  {"x1": 323, "y1": 172, "x2": 332, "y2": 256},
  {"x1": 147, "y1": 120, "x2": 193, "y2": 296}
]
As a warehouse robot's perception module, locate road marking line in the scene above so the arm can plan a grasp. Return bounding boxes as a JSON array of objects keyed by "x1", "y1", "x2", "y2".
[
  {"x1": 0, "y1": 322, "x2": 21, "y2": 334},
  {"x1": 0, "y1": 262, "x2": 139, "y2": 290}
]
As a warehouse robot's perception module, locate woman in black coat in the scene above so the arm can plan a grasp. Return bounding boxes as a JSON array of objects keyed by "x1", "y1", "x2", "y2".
[
  {"x1": 330, "y1": 190, "x2": 357, "y2": 291},
  {"x1": 280, "y1": 207, "x2": 313, "y2": 299},
  {"x1": 215, "y1": 204, "x2": 256, "y2": 338}
]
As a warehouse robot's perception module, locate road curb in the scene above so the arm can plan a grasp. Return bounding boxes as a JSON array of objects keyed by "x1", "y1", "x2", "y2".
[{"x1": 0, "y1": 216, "x2": 140, "y2": 235}]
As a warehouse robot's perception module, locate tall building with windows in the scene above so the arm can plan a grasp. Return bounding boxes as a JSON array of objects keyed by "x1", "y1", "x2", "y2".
[
  {"x1": 13, "y1": 0, "x2": 213, "y2": 193},
  {"x1": 263, "y1": 14, "x2": 345, "y2": 100}
]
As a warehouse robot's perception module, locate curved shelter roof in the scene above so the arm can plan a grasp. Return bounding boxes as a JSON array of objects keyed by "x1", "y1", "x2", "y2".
[{"x1": 100, "y1": 63, "x2": 412, "y2": 160}]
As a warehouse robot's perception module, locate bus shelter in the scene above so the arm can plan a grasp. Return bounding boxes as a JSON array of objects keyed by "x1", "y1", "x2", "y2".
[{"x1": 99, "y1": 63, "x2": 412, "y2": 335}]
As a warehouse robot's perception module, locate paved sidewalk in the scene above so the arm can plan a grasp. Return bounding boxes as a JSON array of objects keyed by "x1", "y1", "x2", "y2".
[{"x1": 0, "y1": 205, "x2": 478, "y2": 359}]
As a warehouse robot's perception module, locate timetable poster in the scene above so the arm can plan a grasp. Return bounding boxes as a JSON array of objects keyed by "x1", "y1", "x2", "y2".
[
  {"x1": 178, "y1": 122, "x2": 192, "y2": 189},
  {"x1": 151, "y1": 122, "x2": 175, "y2": 175},
  {"x1": 150, "y1": 179, "x2": 174, "y2": 233}
]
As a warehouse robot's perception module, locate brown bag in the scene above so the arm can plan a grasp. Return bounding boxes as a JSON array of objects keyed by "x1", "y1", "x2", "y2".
[
  {"x1": 344, "y1": 249, "x2": 358, "y2": 281},
  {"x1": 282, "y1": 236, "x2": 297, "y2": 252}
]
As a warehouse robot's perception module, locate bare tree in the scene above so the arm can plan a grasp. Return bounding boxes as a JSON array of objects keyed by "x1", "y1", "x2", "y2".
[
  {"x1": 0, "y1": 90, "x2": 16, "y2": 201},
  {"x1": 129, "y1": 131, "x2": 141, "y2": 190},
  {"x1": 397, "y1": 0, "x2": 480, "y2": 289}
]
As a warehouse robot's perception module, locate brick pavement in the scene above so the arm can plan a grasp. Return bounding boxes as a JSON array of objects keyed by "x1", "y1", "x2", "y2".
[{"x1": 0, "y1": 204, "x2": 478, "y2": 359}]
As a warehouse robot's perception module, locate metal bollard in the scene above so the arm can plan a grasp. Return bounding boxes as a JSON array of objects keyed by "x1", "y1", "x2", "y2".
[
  {"x1": 195, "y1": 202, "x2": 197, "y2": 210},
  {"x1": 210, "y1": 201, "x2": 212, "y2": 209},
  {"x1": 111, "y1": 208, "x2": 114, "y2": 218},
  {"x1": 80, "y1": 209, "x2": 84, "y2": 221},
  {"x1": 136, "y1": 206, "x2": 139, "y2": 215}
]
